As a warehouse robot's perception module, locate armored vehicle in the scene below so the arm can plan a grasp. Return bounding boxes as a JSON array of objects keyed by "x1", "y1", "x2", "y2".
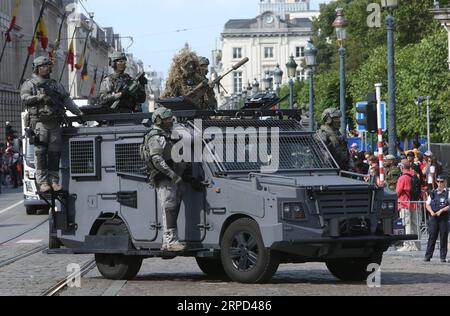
[{"x1": 44, "y1": 106, "x2": 416, "y2": 284}]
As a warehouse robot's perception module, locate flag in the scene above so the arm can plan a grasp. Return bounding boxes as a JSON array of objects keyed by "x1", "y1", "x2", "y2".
[
  {"x1": 90, "y1": 67, "x2": 98, "y2": 96},
  {"x1": 67, "y1": 38, "x2": 75, "y2": 71},
  {"x1": 5, "y1": 0, "x2": 21, "y2": 42},
  {"x1": 75, "y1": 45, "x2": 87, "y2": 70},
  {"x1": 27, "y1": 32, "x2": 39, "y2": 55},
  {"x1": 36, "y1": 17, "x2": 49, "y2": 50},
  {"x1": 81, "y1": 57, "x2": 89, "y2": 81},
  {"x1": 49, "y1": 12, "x2": 67, "y2": 61}
]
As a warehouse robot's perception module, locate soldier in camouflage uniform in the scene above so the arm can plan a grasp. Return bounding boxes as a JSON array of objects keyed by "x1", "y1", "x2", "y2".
[
  {"x1": 317, "y1": 108, "x2": 350, "y2": 171},
  {"x1": 198, "y1": 57, "x2": 218, "y2": 110},
  {"x1": 141, "y1": 107, "x2": 186, "y2": 252},
  {"x1": 99, "y1": 52, "x2": 146, "y2": 113},
  {"x1": 21, "y1": 56, "x2": 83, "y2": 193},
  {"x1": 384, "y1": 155, "x2": 401, "y2": 192},
  {"x1": 161, "y1": 48, "x2": 214, "y2": 110}
]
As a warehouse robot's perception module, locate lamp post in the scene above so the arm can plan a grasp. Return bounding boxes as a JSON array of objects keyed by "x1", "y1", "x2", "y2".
[
  {"x1": 273, "y1": 64, "x2": 284, "y2": 98},
  {"x1": 252, "y1": 78, "x2": 260, "y2": 96},
  {"x1": 286, "y1": 55, "x2": 298, "y2": 110},
  {"x1": 304, "y1": 41, "x2": 317, "y2": 131},
  {"x1": 262, "y1": 71, "x2": 273, "y2": 92},
  {"x1": 414, "y1": 96, "x2": 431, "y2": 152},
  {"x1": 333, "y1": 8, "x2": 348, "y2": 138},
  {"x1": 381, "y1": 0, "x2": 399, "y2": 155}
]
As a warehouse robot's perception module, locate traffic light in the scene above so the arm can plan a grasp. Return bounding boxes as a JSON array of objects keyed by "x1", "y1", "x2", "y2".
[{"x1": 357, "y1": 92, "x2": 378, "y2": 133}]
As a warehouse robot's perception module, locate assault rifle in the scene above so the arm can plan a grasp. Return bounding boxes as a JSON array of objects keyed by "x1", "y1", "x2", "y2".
[
  {"x1": 111, "y1": 72, "x2": 148, "y2": 110},
  {"x1": 186, "y1": 57, "x2": 249, "y2": 99}
]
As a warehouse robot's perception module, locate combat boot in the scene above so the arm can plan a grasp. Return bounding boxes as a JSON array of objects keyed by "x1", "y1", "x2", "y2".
[
  {"x1": 39, "y1": 184, "x2": 52, "y2": 193},
  {"x1": 51, "y1": 183, "x2": 63, "y2": 192},
  {"x1": 161, "y1": 229, "x2": 186, "y2": 252}
]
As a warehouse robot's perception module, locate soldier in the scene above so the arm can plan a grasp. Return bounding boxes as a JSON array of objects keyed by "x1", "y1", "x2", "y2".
[
  {"x1": 317, "y1": 108, "x2": 350, "y2": 171},
  {"x1": 161, "y1": 48, "x2": 212, "y2": 110},
  {"x1": 385, "y1": 155, "x2": 401, "y2": 192},
  {"x1": 141, "y1": 107, "x2": 186, "y2": 252},
  {"x1": 99, "y1": 52, "x2": 146, "y2": 113},
  {"x1": 198, "y1": 57, "x2": 218, "y2": 110},
  {"x1": 20, "y1": 56, "x2": 83, "y2": 193}
]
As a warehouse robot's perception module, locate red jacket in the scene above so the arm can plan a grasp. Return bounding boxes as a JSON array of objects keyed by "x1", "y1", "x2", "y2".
[{"x1": 397, "y1": 169, "x2": 417, "y2": 210}]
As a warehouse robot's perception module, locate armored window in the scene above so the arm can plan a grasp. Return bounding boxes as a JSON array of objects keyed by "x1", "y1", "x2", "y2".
[
  {"x1": 264, "y1": 47, "x2": 274, "y2": 59},
  {"x1": 70, "y1": 138, "x2": 101, "y2": 179},
  {"x1": 233, "y1": 48, "x2": 242, "y2": 59},
  {"x1": 233, "y1": 72, "x2": 243, "y2": 94},
  {"x1": 115, "y1": 143, "x2": 146, "y2": 176}
]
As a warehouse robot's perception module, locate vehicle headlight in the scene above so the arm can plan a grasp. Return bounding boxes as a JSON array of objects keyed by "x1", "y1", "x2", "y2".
[{"x1": 283, "y1": 203, "x2": 307, "y2": 221}]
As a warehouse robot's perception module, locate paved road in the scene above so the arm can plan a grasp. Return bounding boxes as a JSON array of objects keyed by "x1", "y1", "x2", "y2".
[{"x1": 1, "y1": 188, "x2": 449, "y2": 297}]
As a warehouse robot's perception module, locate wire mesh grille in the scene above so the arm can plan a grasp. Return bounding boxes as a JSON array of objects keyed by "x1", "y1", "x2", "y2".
[
  {"x1": 212, "y1": 135, "x2": 336, "y2": 173},
  {"x1": 70, "y1": 140, "x2": 96, "y2": 176},
  {"x1": 318, "y1": 190, "x2": 371, "y2": 216},
  {"x1": 115, "y1": 143, "x2": 146, "y2": 175},
  {"x1": 200, "y1": 119, "x2": 303, "y2": 132}
]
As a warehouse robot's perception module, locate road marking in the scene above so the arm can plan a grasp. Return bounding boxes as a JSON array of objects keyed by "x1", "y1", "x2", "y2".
[
  {"x1": 16, "y1": 240, "x2": 43, "y2": 244},
  {"x1": 0, "y1": 201, "x2": 24, "y2": 215}
]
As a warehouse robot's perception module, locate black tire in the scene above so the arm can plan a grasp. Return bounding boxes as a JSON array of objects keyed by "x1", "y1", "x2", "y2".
[
  {"x1": 196, "y1": 257, "x2": 228, "y2": 279},
  {"x1": 221, "y1": 218, "x2": 280, "y2": 284},
  {"x1": 26, "y1": 206, "x2": 37, "y2": 215},
  {"x1": 95, "y1": 219, "x2": 143, "y2": 280},
  {"x1": 326, "y1": 252, "x2": 383, "y2": 282}
]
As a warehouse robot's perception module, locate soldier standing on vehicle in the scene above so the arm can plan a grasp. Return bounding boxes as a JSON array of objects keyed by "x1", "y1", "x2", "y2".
[
  {"x1": 141, "y1": 107, "x2": 186, "y2": 252},
  {"x1": 99, "y1": 52, "x2": 146, "y2": 113},
  {"x1": 198, "y1": 57, "x2": 218, "y2": 110},
  {"x1": 20, "y1": 56, "x2": 84, "y2": 193},
  {"x1": 317, "y1": 108, "x2": 350, "y2": 171}
]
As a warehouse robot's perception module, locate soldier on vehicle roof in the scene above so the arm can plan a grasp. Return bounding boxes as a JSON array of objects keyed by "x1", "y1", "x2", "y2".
[
  {"x1": 99, "y1": 52, "x2": 146, "y2": 113},
  {"x1": 20, "y1": 56, "x2": 84, "y2": 193}
]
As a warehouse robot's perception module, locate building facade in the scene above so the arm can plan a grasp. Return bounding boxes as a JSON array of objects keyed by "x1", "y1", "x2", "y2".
[{"x1": 219, "y1": 0, "x2": 318, "y2": 106}]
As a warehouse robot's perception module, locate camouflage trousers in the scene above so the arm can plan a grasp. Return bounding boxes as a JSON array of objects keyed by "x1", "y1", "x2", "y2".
[
  {"x1": 156, "y1": 179, "x2": 182, "y2": 231},
  {"x1": 34, "y1": 121, "x2": 62, "y2": 186}
]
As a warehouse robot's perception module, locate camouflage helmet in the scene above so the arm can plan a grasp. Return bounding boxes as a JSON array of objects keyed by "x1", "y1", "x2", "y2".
[
  {"x1": 109, "y1": 52, "x2": 127, "y2": 67},
  {"x1": 199, "y1": 57, "x2": 210, "y2": 66},
  {"x1": 322, "y1": 108, "x2": 342, "y2": 123},
  {"x1": 32, "y1": 56, "x2": 53, "y2": 71},
  {"x1": 152, "y1": 107, "x2": 173, "y2": 124}
]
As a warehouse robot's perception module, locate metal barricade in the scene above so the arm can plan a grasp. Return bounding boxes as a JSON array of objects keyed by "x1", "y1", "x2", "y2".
[{"x1": 397, "y1": 201, "x2": 429, "y2": 242}]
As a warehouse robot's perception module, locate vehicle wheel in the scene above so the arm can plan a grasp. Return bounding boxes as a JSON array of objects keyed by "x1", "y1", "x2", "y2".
[
  {"x1": 26, "y1": 206, "x2": 37, "y2": 215},
  {"x1": 221, "y1": 218, "x2": 280, "y2": 284},
  {"x1": 326, "y1": 252, "x2": 383, "y2": 282},
  {"x1": 95, "y1": 219, "x2": 143, "y2": 280},
  {"x1": 196, "y1": 257, "x2": 228, "y2": 279}
]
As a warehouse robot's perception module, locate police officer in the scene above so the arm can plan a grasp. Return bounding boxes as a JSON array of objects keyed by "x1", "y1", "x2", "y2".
[
  {"x1": 424, "y1": 175, "x2": 449, "y2": 263},
  {"x1": 317, "y1": 108, "x2": 350, "y2": 171},
  {"x1": 142, "y1": 107, "x2": 185, "y2": 252},
  {"x1": 99, "y1": 52, "x2": 146, "y2": 113},
  {"x1": 20, "y1": 56, "x2": 83, "y2": 193},
  {"x1": 198, "y1": 57, "x2": 217, "y2": 110}
]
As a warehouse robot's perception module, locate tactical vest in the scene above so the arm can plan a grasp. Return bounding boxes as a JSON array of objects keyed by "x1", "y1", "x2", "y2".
[
  {"x1": 140, "y1": 128, "x2": 174, "y2": 185},
  {"x1": 26, "y1": 78, "x2": 65, "y2": 122},
  {"x1": 430, "y1": 189, "x2": 449, "y2": 214}
]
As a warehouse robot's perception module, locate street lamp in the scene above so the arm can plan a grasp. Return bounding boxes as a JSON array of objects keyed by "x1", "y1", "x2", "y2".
[
  {"x1": 414, "y1": 96, "x2": 431, "y2": 152},
  {"x1": 262, "y1": 71, "x2": 273, "y2": 92},
  {"x1": 381, "y1": 0, "x2": 399, "y2": 155},
  {"x1": 333, "y1": 8, "x2": 348, "y2": 138},
  {"x1": 304, "y1": 41, "x2": 317, "y2": 131},
  {"x1": 286, "y1": 55, "x2": 298, "y2": 110},
  {"x1": 252, "y1": 78, "x2": 260, "y2": 96},
  {"x1": 273, "y1": 64, "x2": 284, "y2": 97}
]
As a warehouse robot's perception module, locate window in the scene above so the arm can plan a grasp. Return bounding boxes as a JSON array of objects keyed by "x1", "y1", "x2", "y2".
[
  {"x1": 264, "y1": 47, "x2": 274, "y2": 59},
  {"x1": 297, "y1": 69, "x2": 307, "y2": 81},
  {"x1": 296, "y1": 47, "x2": 304, "y2": 58},
  {"x1": 233, "y1": 72, "x2": 243, "y2": 93},
  {"x1": 233, "y1": 48, "x2": 242, "y2": 59}
]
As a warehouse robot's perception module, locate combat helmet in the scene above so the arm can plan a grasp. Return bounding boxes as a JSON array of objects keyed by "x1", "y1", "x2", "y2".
[
  {"x1": 109, "y1": 52, "x2": 127, "y2": 67},
  {"x1": 152, "y1": 107, "x2": 173, "y2": 125},
  {"x1": 32, "y1": 56, "x2": 53, "y2": 72},
  {"x1": 199, "y1": 57, "x2": 210, "y2": 66},
  {"x1": 322, "y1": 108, "x2": 342, "y2": 123}
]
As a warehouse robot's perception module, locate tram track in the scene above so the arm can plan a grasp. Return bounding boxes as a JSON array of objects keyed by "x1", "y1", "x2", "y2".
[
  {"x1": 0, "y1": 218, "x2": 49, "y2": 246},
  {"x1": 41, "y1": 259, "x2": 97, "y2": 296},
  {"x1": 0, "y1": 245, "x2": 48, "y2": 269}
]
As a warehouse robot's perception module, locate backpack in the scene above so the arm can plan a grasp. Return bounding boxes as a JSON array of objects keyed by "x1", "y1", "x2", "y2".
[{"x1": 404, "y1": 174, "x2": 421, "y2": 202}]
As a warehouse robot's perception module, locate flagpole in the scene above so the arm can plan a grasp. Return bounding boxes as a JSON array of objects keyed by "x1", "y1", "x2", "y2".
[
  {"x1": 59, "y1": 27, "x2": 76, "y2": 83},
  {"x1": 17, "y1": 0, "x2": 47, "y2": 89},
  {"x1": 0, "y1": 40, "x2": 8, "y2": 70}
]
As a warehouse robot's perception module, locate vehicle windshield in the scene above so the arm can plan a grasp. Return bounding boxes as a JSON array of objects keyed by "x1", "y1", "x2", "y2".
[{"x1": 209, "y1": 134, "x2": 337, "y2": 173}]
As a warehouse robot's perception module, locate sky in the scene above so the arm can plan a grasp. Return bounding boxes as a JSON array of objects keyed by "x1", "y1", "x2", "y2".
[{"x1": 84, "y1": 0, "x2": 332, "y2": 78}]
